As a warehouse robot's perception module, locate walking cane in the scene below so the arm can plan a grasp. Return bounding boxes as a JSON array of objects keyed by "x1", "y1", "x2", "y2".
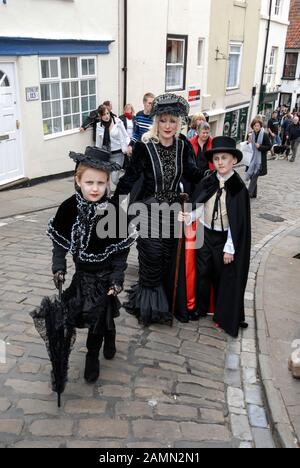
[{"x1": 171, "y1": 193, "x2": 189, "y2": 324}]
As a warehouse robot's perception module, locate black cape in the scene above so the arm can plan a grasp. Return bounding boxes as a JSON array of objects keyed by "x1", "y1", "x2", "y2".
[
  {"x1": 47, "y1": 192, "x2": 138, "y2": 269},
  {"x1": 192, "y1": 171, "x2": 251, "y2": 337}
]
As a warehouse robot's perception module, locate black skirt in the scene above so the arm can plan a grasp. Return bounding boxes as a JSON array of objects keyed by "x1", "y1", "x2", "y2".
[{"x1": 62, "y1": 270, "x2": 121, "y2": 334}]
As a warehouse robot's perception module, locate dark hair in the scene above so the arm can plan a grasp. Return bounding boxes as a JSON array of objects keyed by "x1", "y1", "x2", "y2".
[
  {"x1": 250, "y1": 118, "x2": 263, "y2": 129},
  {"x1": 98, "y1": 105, "x2": 110, "y2": 117},
  {"x1": 103, "y1": 100, "x2": 112, "y2": 108}
]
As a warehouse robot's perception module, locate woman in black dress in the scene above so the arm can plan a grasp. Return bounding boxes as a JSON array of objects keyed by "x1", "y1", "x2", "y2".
[{"x1": 113, "y1": 94, "x2": 207, "y2": 326}]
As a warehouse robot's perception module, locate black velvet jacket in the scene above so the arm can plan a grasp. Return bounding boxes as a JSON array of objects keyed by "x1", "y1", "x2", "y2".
[
  {"x1": 48, "y1": 192, "x2": 138, "y2": 286},
  {"x1": 113, "y1": 138, "x2": 205, "y2": 201}
]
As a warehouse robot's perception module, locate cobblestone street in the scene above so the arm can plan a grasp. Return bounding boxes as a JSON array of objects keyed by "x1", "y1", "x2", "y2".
[{"x1": 0, "y1": 157, "x2": 299, "y2": 448}]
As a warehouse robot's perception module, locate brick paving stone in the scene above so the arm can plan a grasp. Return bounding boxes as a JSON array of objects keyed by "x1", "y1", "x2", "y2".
[
  {"x1": 11, "y1": 440, "x2": 62, "y2": 448},
  {"x1": 0, "y1": 420, "x2": 24, "y2": 436},
  {"x1": 148, "y1": 332, "x2": 182, "y2": 348},
  {"x1": 29, "y1": 419, "x2": 74, "y2": 437},
  {"x1": 98, "y1": 385, "x2": 132, "y2": 399},
  {"x1": 155, "y1": 404, "x2": 198, "y2": 420},
  {"x1": 230, "y1": 414, "x2": 252, "y2": 441},
  {"x1": 64, "y1": 399, "x2": 107, "y2": 415},
  {"x1": 176, "y1": 383, "x2": 225, "y2": 403},
  {"x1": 180, "y1": 423, "x2": 230, "y2": 442},
  {"x1": 4, "y1": 379, "x2": 52, "y2": 396},
  {"x1": 132, "y1": 420, "x2": 181, "y2": 442},
  {"x1": 78, "y1": 419, "x2": 129, "y2": 439},
  {"x1": 115, "y1": 401, "x2": 153, "y2": 418},
  {"x1": 0, "y1": 398, "x2": 11, "y2": 412},
  {"x1": 17, "y1": 399, "x2": 59, "y2": 415},
  {"x1": 200, "y1": 408, "x2": 225, "y2": 424},
  {"x1": 67, "y1": 440, "x2": 123, "y2": 448},
  {"x1": 17, "y1": 362, "x2": 41, "y2": 374},
  {"x1": 176, "y1": 374, "x2": 225, "y2": 392}
]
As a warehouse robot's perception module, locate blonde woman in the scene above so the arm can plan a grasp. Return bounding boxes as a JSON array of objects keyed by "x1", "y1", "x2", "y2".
[
  {"x1": 187, "y1": 112, "x2": 206, "y2": 139},
  {"x1": 113, "y1": 94, "x2": 206, "y2": 326}
]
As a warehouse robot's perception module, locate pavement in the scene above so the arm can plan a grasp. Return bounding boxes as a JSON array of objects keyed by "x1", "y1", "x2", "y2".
[{"x1": 0, "y1": 156, "x2": 299, "y2": 448}]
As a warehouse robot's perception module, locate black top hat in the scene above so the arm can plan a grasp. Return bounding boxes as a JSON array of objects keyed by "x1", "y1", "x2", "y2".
[
  {"x1": 205, "y1": 136, "x2": 243, "y2": 164},
  {"x1": 150, "y1": 93, "x2": 190, "y2": 122},
  {"x1": 69, "y1": 146, "x2": 119, "y2": 171}
]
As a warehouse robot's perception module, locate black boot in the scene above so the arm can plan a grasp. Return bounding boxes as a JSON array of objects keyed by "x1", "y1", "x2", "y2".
[
  {"x1": 84, "y1": 331, "x2": 103, "y2": 383},
  {"x1": 103, "y1": 329, "x2": 116, "y2": 360}
]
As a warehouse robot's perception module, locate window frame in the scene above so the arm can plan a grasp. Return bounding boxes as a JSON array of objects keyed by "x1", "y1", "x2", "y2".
[
  {"x1": 165, "y1": 34, "x2": 188, "y2": 92},
  {"x1": 274, "y1": 0, "x2": 282, "y2": 16},
  {"x1": 226, "y1": 42, "x2": 243, "y2": 90},
  {"x1": 197, "y1": 38, "x2": 205, "y2": 68},
  {"x1": 39, "y1": 55, "x2": 97, "y2": 140},
  {"x1": 282, "y1": 52, "x2": 299, "y2": 80}
]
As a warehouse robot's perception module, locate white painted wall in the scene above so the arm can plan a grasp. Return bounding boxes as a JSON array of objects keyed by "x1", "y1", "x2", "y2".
[
  {"x1": 0, "y1": 0, "x2": 118, "y2": 41},
  {"x1": 0, "y1": 0, "x2": 120, "y2": 180},
  {"x1": 126, "y1": 0, "x2": 210, "y2": 114},
  {"x1": 252, "y1": 0, "x2": 290, "y2": 119}
]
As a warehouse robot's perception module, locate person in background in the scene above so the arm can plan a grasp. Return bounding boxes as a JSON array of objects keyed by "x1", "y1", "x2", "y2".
[
  {"x1": 246, "y1": 118, "x2": 271, "y2": 198},
  {"x1": 127, "y1": 93, "x2": 155, "y2": 156},
  {"x1": 103, "y1": 100, "x2": 118, "y2": 120},
  {"x1": 187, "y1": 113, "x2": 206, "y2": 139},
  {"x1": 119, "y1": 104, "x2": 136, "y2": 140},
  {"x1": 287, "y1": 115, "x2": 300, "y2": 163},
  {"x1": 267, "y1": 111, "x2": 281, "y2": 147},
  {"x1": 80, "y1": 105, "x2": 102, "y2": 143},
  {"x1": 95, "y1": 105, "x2": 130, "y2": 188}
]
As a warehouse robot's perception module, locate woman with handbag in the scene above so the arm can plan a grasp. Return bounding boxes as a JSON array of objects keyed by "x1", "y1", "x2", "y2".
[{"x1": 245, "y1": 118, "x2": 271, "y2": 199}]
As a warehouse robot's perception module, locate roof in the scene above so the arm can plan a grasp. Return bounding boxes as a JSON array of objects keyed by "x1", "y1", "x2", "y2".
[{"x1": 286, "y1": 0, "x2": 300, "y2": 49}]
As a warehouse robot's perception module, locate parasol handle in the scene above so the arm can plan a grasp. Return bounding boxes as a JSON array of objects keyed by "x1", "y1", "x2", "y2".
[
  {"x1": 58, "y1": 280, "x2": 63, "y2": 302},
  {"x1": 57, "y1": 393, "x2": 61, "y2": 408},
  {"x1": 171, "y1": 193, "x2": 189, "y2": 323}
]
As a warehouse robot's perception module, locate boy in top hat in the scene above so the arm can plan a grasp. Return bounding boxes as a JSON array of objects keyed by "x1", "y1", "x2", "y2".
[{"x1": 179, "y1": 136, "x2": 251, "y2": 337}]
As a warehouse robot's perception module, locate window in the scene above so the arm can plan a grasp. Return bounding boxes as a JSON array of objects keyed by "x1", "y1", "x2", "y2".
[
  {"x1": 282, "y1": 53, "x2": 298, "y2": 80},
  {"x1": 227, "y1": 43, "x2": 243, "y2": 89},
  {"x1": 166, "y1": 35, "x2": 188, "y2": 91},
  {"x1": 40, "y1": 57, "x2": 97, "y2": 136},
  {"x1": 197, "y1": 39, "x2": 205, "y2": 67},
  {"x1": 274, "y1": 0, "x2": 282, "y2": 15},
  {"x1": 266, "y1": 47, "x2": 278, "y2": 85},
  {"x1": 0, "y1": 70, "x2": 9, "y2": 87},
  {"x1": 279, "y1": 93, "x2": 292, "y2": 108}
]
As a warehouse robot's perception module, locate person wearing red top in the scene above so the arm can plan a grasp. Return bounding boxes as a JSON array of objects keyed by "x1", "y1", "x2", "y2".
[{"x1": 175, "y1": 122, "x2": 215, "y2": 323}]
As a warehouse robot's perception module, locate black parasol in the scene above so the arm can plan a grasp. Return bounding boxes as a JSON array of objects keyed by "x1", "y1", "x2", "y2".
[{"x1": 30, "y1": 281, "x2": 76, "y2": 407}]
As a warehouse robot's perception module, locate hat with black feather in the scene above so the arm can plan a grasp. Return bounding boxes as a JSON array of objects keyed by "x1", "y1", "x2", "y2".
[
  {"x1": 150, "y1": 93, "x2": 190, "y2": 122},
  {"x1": 69, "y1": 146, "x2": 121, "y2": 172}
]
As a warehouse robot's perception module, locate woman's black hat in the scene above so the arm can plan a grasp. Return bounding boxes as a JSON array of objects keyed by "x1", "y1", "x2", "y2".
[
  {"x1": 69, "y1": 146, "x2": 119, "y2": 171},
  {"x1": 205, "y1": 136, "x2": 243, "y2": 164},
  {"x1": 150, "y1": 93, "x2": 190, "y2": 122}
]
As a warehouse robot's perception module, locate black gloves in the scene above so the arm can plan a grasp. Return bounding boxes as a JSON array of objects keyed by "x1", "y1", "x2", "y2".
[
  {"x1": 53, "y1": 271, "x2": 65, "y2": 290},
  {"x1": 108, "y1": 284, "x2": 123, "y2": 296}
]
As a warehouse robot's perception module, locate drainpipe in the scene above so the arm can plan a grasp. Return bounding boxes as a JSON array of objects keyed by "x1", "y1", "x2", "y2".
[
  {"x1": 258, "y1": 0, "x2": 273, "y2": 113},
  {"x1": 123, "y1": 0, "x2": 128, "y2": 108}
]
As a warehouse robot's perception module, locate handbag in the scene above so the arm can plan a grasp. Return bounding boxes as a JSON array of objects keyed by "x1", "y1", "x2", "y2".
[{"x1": 240, "y1": 141, "x2": 253, "y2": 167}]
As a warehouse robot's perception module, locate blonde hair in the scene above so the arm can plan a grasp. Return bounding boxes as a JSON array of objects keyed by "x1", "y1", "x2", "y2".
[
  {"x1": 142, "y1": 115, "x2": 182, "y2": 144},
  {"x1": 190, "y1": 113, "x2": 206, "y2": 130},
  {"x1": 143, "y1": 92, "x2": 155, "y2": 103},
  {"x1": 123, "y1": 103, "x2": 135, "y2": 114},
  {"x1": 75, "y1": 163, "x2": 110, "y2": 181}
]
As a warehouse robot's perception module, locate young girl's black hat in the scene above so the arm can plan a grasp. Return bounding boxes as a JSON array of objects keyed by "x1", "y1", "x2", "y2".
[{"x1": 69, "y1": 146, "x2": 120, "y2": 171}]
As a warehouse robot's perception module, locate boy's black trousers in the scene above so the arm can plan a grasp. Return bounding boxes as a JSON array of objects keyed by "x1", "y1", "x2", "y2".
[{"x1": 195, "y1": 227, "x2": 228, "y2": 316}]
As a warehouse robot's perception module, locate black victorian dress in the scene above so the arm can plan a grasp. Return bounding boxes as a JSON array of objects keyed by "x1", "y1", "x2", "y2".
[
  {"x1": 47, "y1": 192, "x2": 138, "y2": 334},
  {"x1": 113, "y1": 137, "x2": 205, "y2": 326}
]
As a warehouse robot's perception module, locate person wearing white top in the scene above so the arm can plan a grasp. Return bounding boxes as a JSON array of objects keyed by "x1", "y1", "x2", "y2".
[{"x1": 95, "y1": 105, "x2": 130, "y2": 188}]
